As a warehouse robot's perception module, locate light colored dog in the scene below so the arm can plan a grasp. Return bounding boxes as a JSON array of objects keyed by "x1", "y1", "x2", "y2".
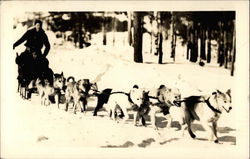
[
  {"x1": 36, "y1": 72, "x2": 65, "y2": 107},
  {"x1": 106, "y1": 86, "x2": 147, "y2": 125},
  {"x1": 36, "y1": 78, "x2": 53, "y2": 106},
  {"x1": 179, "y1": 89, "x2": 232, "y2": 143}
]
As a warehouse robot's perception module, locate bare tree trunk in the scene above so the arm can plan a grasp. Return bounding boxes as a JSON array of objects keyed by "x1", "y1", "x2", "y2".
[
  {"x1": 127, "y1": 12, "x2": 132, "y2": 46},
  {"x1": 218, "y1": 21, "x2": 225, "y2": 66},
  {"x1": 78, "y1": 21, "x2": 84, "y2": 49},
  {"x1": 154, "y1": 12, "x2": 159, "y2": 56},
  {"x1": 112, "y1": 14, "x2": 116, "y2": 46},
  {"x1": 174, "y1": 32, "x2": 177, "y2": 62},
  {"x1": 102, "y1": 12, "x2": 107, "y2": 45},
  {"x1": 224, "y1": 24, "x2": 228, "y2": 68},
  {"x1": 231, "y1": 20, "x2": 236, "y2": 76},
  {"x1": 200, "y1": 26, "x2": 206, "y2": 60},
  {"x1": 133, "y1": 12, "x2": 143, "y2": 63},
  {"x1": 207, "y1": 28, "x2": 211, "y2": 63},
  {"x1": 158, "y1": 12, "x2": 163, "y2": 64},
  {"x1": 190, "y1": 21, "x2": 198, "y2": 62},
  {"x1": 158, "y1": 33, "x2": 163, "y2": 64},
  {"x1": 150, "y1": 17, "x2": 153, "y2": 54},
  {"x1": 186, "y1": 24, "x2": 191, "y2": 60},
  {"x1": 170, "y1": 12, "x2": 176, "y2": 61}
]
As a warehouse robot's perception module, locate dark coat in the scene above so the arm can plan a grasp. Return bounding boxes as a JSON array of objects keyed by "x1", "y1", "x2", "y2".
[{"x1": 13, "y1": 27, "x2": 50, "y2": 57}]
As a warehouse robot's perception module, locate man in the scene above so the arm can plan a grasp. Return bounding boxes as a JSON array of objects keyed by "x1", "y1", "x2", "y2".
[
  {"x1": 13, "y1": 19, "x2": 50, "y2": 57},
  {"x1": 14, "y1": 20, "x2": 51, "y2": 99}
]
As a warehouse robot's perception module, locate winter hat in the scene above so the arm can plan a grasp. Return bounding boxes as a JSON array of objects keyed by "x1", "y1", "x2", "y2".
[{"x1": 34, "y1": 19, "x2": 43, "y2": 27}]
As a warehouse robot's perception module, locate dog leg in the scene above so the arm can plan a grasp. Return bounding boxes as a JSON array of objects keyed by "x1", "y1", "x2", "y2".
[
  {"x1": 121, "y1": 107, "x2": 129, "y2": 121},
  {"x1": 165, "y1": 114, "x2": 173, "y2": 129},
  {"x1": 180, "y1": 124, "x2": 187, "y2": 137},
  {"x1": 133, "y1": 112, "x2": 140, "y2": 126},
  {"x1": 65, "y1": 101, "x2": 69, "y2": 112},
  {"x1": 185, "y1": 117, "x2": 196, "y2": 139},
  {"x1": 141, "y1": 115, "x2": 146, "y2": 127},
  {"x1": 202, "y1": 122, "x2": 215, "y2": 142},
  {"x1": 45, "y1": 95, "x2": 50, "y2": 106},
  {"x1": 212, "y1": 121, "x2": 219, "y2": 143},
  {"x1": 73, "y1": 102, "x2": 77, "y2": 114},
  {"x1": 150, "y1": 110, "x2": 157, "y2": 130},
  {"x1": 83, "y1": 98, "x2": 87, "y2": 111},
  {"x1": 24, "y1": 87, "x2": 27, "y2": 99},
  {"x1": 54, "y1": 94, "x2": 59, "y2": 109},
  {"x1": 178, "y1": 116, "x2": 187, "y2": 136},
  {"x1": 93, "y1": 96, "x2": 104, "y2": 116},
  {"x1": 17, "y1": 82, "x2": 20, "y2": 93},
  {"x1": 42, "y1": 95, "x2": 46, "y2": 106},
  {"x1": 20, "y1": 87, "x2": 24, "y2": 98},
  {"x1": 40, "y1": 92, "x2": 45, "y2": 106},
  {"x1": 109, "y1": 108, "x2": 113, "y2": 119},
  {"x1": 183, "y1": 109, "x2": 196, "y2": 138},
  {"x1": 79, "y1": 101, "x2": 84, "y2": 113},
  {"x1": 187, "y1": 122, "x2": 196, "y2": 139},
  {"x1": 44, "y1": 97, "x2": 48, "y2": 106},
  {"x1": 110, "y1": 105, "x2": 117, "y2": 120}
]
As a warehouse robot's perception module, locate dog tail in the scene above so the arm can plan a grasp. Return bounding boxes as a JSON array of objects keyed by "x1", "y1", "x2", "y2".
[{"x1": 67, "y1": 76, "x2": 75, "y2": 82}]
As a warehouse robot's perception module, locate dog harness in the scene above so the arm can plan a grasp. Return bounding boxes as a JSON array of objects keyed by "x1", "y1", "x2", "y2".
[
  {"x1": 205, "y1": 98, "x2": 222, "y2": 114},
  {"x1": 147, "y1": 95, "x2": 170, "y2": 115},
  {"x1": 175, "y1": 96, "x2": 222, "y2": 114}
]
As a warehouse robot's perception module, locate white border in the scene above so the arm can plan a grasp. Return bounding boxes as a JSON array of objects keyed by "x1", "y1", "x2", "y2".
[{"x1": 1, "y1": 1, "x2": 249, "y2": 159}]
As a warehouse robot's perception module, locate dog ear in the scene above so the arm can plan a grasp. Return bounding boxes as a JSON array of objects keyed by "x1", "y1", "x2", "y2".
[
  {"x1": 61, "y1": 72, "x2": 64, "y2": 76},
  {"x1": 226, "y1": 89, "x2": 231, "y2": 95},
  {"x1": 212, "y1": 92, "x2": 217, "y2": 95},
  {"x1": 133, "y1": 85, "x2": 139, "y2": 89},
  {"x1": 216, "y1": 89, "x2": 222, "y2": 94}
]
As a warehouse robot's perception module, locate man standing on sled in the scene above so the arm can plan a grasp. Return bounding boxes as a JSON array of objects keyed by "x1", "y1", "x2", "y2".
[
  {"x1": 14, "y1": 19, "x2": 51, "y2": 99},
  {"x1": 13, "y1": 19, "x2": 50, "y2": 57}
]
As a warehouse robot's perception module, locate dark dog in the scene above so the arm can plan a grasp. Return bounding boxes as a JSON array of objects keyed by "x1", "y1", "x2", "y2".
[
  {"x1": 93, "y1": 88, "x2": 113, "y2": 116},
  {"x1": 133, "y1": 85, "x2": 181, "y2": 129}
]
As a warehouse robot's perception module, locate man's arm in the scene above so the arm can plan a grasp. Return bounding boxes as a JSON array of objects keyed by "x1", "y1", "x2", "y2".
[
  {"x1": 13, "y1": 31, "x2": 28, "y2": 49},
  {"x1": 43, "y1": 34, "x2": 50, "y2": 57}
]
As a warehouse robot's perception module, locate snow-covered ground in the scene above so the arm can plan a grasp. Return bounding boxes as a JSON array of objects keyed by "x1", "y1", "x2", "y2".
[{"x1": 1, "y1": 26, "x2": 248, "y2": 159}]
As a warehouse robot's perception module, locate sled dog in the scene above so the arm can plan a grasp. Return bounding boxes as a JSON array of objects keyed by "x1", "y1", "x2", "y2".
[
  {"x1": 179, "y1": 89, "x2": 232, "y2": 143},
  {"x1": 106, "y1": 85, "x2": 148, "y2": 125},
  {"x1": 36, "y1": 71, "x2": 65, "y2": 106},
  {"x1": 136, "y1": 85, "x2": 182, "y2": 129},
  {"x1": 65, "y1": 77, "x2": 96, "y2": 114}
]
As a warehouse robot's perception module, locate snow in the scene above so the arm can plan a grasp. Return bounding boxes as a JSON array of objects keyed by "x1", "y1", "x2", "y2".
[{"x1": 1, "y1": 24, "x2": 248, "y2": 159}]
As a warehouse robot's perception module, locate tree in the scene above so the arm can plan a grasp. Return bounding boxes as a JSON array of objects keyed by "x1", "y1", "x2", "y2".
[
  {"x1": 127, "y1": 11, "x2": 133, "y2": 46},
  {"x1": 152, "y1": 12, "x2": 171, "y2": 63},
  {"x1": 230, "y1": 20, "x2": 236, "y2": 76},
  {"x1": 133, "y1": 12, "x2": 143, "y2": 63},
  {"x1": 158, "y1": 12, "x2": 163, "y2": 64},
  {"x1": 199, "y1": 24, "x2": 206, "y2": 61},
  {"x1": 102, "y1": 12, "x2": 107, "y2": 45},
  {"x1": 189, "y1": 20, "x2": 198, "y2": 63},
  {"x1": 207, "y1": 28, "x2": 211, "y2": 63},
  {"x1": 170, "y1": 12, "x2": 177, "y2": 61},
  {"x1": 112, "y1": 13, "x2": 117, "y2": 46}
]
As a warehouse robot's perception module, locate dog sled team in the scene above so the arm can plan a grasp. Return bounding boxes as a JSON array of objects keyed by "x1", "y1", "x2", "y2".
[
  {"x1": 15, "y1": 57, "x2": 232, "y2": 144},
  {"x1": 14, "y1": 19, "x2": 232, "y2": 144}
]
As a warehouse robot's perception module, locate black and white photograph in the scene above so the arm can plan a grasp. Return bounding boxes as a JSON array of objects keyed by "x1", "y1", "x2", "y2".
[{"x1": 0, "y1": 1, "x2": 249, "y2": 159}]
